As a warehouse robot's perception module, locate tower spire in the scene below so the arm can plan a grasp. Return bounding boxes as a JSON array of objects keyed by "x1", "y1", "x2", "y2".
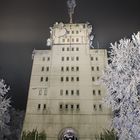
[{"x1": 67, "y1": 0, "x2": 76, "y2": 23}]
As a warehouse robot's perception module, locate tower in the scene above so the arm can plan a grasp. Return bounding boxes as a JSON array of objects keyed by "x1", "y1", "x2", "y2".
[{"x1": 22, "y1": 1, "x2": 111, "y2": 140}]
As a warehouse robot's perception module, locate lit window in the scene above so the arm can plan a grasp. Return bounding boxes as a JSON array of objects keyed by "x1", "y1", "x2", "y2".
[
  {"x1": 92, "y1": 77, "x2": 95, "y2": 81},
  {"x1": 76, "y1": 90, "x2": 79, "y2": 96},
  {"x1": 60, "y1": 90, "x2": 63, "y2": 95},
  {"x1": 40, "y1": 77, "x2": 43, "y2": 82},
  {"x1": 39, "y1": 89, "x2": 42, "y2": 95},
  {"x1": 91, "y1": 57, "x2": 93, "y2": 61},
  {"x1": 98, "y1": 90, "x2": 101, "y2": 95},
  {"x1": 41, "y1": 67, "x2": 44, "y2": 71},
  {"x1": 76, "y1": 57, "x2": 79, "y2": 61},
  {"x1": 66, "y1": 57, "x2": 69, "y2": 61},
  {"x1": 99, "y1": 104, "x2": 102, "y2": 111},
  {"x1": 66, "y1": 77, "x2": 69, "y2": 82},
  {"x1": 62, "y1": 57, "x2": 64, "y2": 61},
  {"x1": 93, "y1": 104, "x2": 96, "y2": 110},
  {"x1": 42, "y1": 57, "x2": 45, "y2": 61},
  {"x1": 76, "y1": 67, "x2": 79, "y2": 71},
  {"x1": 91, "y1": 67, "x2": 94, "y2": 71},
  {"x1": 66, "y1": 67, "x2": 69, "y2": 71},
  {"x1": 46, "y1": 67, "x2": 49, "y2": 71},
  {"x1": 38, "y1": 104, "x2": 41, "y2": 110},
  {"x1": 46, "y1": 77, "x2": 48, "y2": 82},
  {"x1": 97, "y1": 66, "x2": 99, "y2": 71},
  {"x1": 61, "y1": 67, "x2": 64, "y2": 71},
  {"x1": 43, "y1": 104, "x2": 46, "y2": 110},
  {"x1": 61, "y1": 77, "x2": 64, "y2": 82},
  {"x1": 93, "y1": 90, "x2": 95, "y2": 95},
  {"x1": 71, "y1": 90, "x2": 74, "y2": 95},
  {"x1": 76, "y1": 77, "x2": 79, "y2": 81}
]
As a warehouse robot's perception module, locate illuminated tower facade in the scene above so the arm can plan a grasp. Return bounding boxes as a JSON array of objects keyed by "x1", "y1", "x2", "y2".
[{"x1": 22, "y1": 1, "x2": 111, "y2": 140}]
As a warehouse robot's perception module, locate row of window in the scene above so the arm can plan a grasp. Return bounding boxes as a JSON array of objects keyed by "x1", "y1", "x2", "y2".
[
  {"x1": 67, "y1": 30, "x2": 79, "y2": 34},
  {"x1": 91, "y1": 57, "x2": 98, "y2": 61},
  {"x1": 42, "y1": 57, "x2": 50, "y2": 61},
  {"x1": 61, "y1": 66, "x2": 79, "y2": 72},
  {"x1": 62, "y1": 47, "x2": 79, "y2": 51},
  {"x1": 91, "y1": 66, "x2": 100, "y2": 71},
  {"x1": 93, "y1": 90, "x2": 101, "y2": 96},
  {"x1": 62, "y1": 38, "x2": 79, "y2": 43},
  {"x1": 60, "y1": 89, "x2": 80, "y2": 96},
  {"x1": 92, "y1": 76, "x2": 100, "y2": 81},
  {"x1": 38, "y1": 89, "x2": 47, "y2": 95},
  {"x1": 93, "y1": 104, "x2": 102, "y2": 111},
  {"x1": 41, "y1": 66, "x2": 49, "y2": 72},
  {"x1": 61, "y1": 77, "x2": 79, "y2": 82},
  {"x1": 61, "y1": 56, "x2": 79, "y2": 61},
  {"x1": 38, "y1": 104, "x2": 46, "y2": 110},
  {"x1": 40, "y1": 77, "x2": 48, "y2": 82},
  {"x1": 59, "y1": 104, "x2": 80, "y2": 110}
]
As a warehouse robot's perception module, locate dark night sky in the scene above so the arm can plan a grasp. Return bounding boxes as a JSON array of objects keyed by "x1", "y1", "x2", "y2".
[{"x1": 0, "y1": 0, "x2": 140, "y2": 110}]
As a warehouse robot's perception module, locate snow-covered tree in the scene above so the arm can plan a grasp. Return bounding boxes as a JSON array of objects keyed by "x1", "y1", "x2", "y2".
[
  {"x1": 102, "y1": 32, "x2": 140, "y2": 140},
  {"x1": 0, "y1": 79, "x2": 11, "y2": 139}
]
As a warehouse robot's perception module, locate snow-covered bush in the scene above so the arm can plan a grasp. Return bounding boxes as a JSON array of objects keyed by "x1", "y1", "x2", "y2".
[{"x1": 102, "y1": 32, "x2": 140, "y2": 140}]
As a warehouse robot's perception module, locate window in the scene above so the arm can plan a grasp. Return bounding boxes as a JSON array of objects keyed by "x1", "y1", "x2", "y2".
[
  {"x1": 99, "y1": 104, "x2": 102, "y2": 111},
  {"x1": 66, "y1": 57, "x2": 69, "y2": 61},
  {"x1": 91, "y1": 57, "x2": 93, "y2": 61},
  {"x1": 83, "y1": 24, "x2": 86, "y2": 28},
  {"x1": 71, "y1": 67, "x2": 74, "y2": 71},
  {"x1": 61, "y1": 77, "x2": 64, "y2": 82},
  {"x1": 76, "y1": 57, "x2": 79, "y2": 61},
  {"x1": 76, "y1": 90, "x2": 79, "y2": 96},
  {"x1": 72, "y1": 48, "x2": 74, "y2": 51},
  {"x1": 93, "y1": 104, "x2": 96, "y2": 110},
  {"x1": 67, "y1": 38, "x2": 70, "y2": 42},
  {"x1": 97, "y1": 66, "x2": 99, "y2": 71},
  {"x1": 71, "y1": 104, "x2": 74, "y2": 109},
  {"x1": 66, "y1": 77, "x2": 69, "y2": 82},
  {"x1": 46, "y1": 77, "x2": 48, "y2": 82},
  {"x1": 62, "y1": 39, "x2": 65, "y2": 42},
  {"x1": 71, "y1": 90, "x2": 74, "y2": 95},
  {"x1": 41, "y1": 67, "x2": 44, "y2": 71},
  {"x1": 71, "y1": 57, "x2": 74, "y2": 61},
  {"x1": 67, "y1": 48, "x2": 69, "y2": 51},
  {"x1": 62, "y1": 48, "x2": 64, "y2": 51},
  {"x1": 66, "y1": 90, "x2": 68, "y2": 95},
  {"x1": 60, "y1": 104, "x2": 63, "y2": 109},
  {"x1": 40, "y1": 77, "x2": 43, "y2": 82},
  {"x1": 67, "y1": 31, "x2": 70, "y2": 34},
  {"x1": 76, "y1": 38, "x2": 79, "y2": 42},
  {"x1": 46, "y1": 67, "x2": 49, "y2": 71},
  {"x1": 92, "y1": 77, "x2": 95, "y2": 81},
  {"x1": 76, "y1": 104, "x2": 80, "y2": 110},
  {"x1": 72, "y1": 31, "x2": 74, "y2": 34},
  {"x1": 44, "y1": 89, "x2": 47, "y2": 95},
  {"x1": 39, "y1": 89, "x2": 42, "y2": 95},
  {"x1": 93, "y1": 90, "x2": 95, "y2": 95},
  {"x1": 60, "y1": 90, "x2": 63, "y2": 95},
  {"x1": 76, "y1": 47, "x2": 79, "y2": 51},
  {"x1": 91, "y1": 67, "x2": 94, "y2": 71},
  {"x1": 66, "y1": 67, "x2": 69, "y2": 71},
  {"x1": 76, "y1": 67, "x2": 79, "y2": 71},
  {"x1": 61, "y1": 67, "x2": 64, "y2": 71},
  {"x1": 43, "y1": 104, "x2": 46, "y2": 110},
  {"x1": 97, "y1": 77, "x2": 100, "y2": 80},
  {"x1": 76, "y1": 77, "x2": 79, "y2": 81},
  {"x1": 62, "y1": 57, "x2": 64, "y2": 61},
  {"x1": 42, "y1": 57, "x2": 45, "y2": 61},
  {"x1": 47, "y1": 57, "x2": 50, "y2": 61},
  {"x1": 76, "y1": 31, "x2": 79, "y2": 34},
  {"x1": 96, "y1": 57, "x2": 98, "y2": 61},
  {"x1": 98, "y1": 90, "x2": 101, "y2": 95},
  {"x1": 72, "y1": 38, "x2": 74, "y2": 42},
  {"x1": 38, "y1": 104, "x2": 41, "y2": 110},
  {"x1": 71, "y1": 77, "x2": 74, "y2": 82},
  {"x1": 65, "y1": 104, "x2": 68, "y2": 109}
]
